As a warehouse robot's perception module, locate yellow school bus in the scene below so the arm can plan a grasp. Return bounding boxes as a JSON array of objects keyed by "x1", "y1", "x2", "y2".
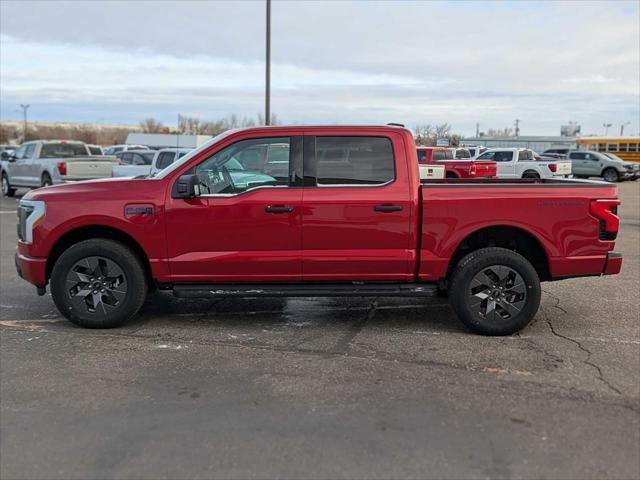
[{"x1": 577, "y1": 137, "x2": 640, "y2": 163}]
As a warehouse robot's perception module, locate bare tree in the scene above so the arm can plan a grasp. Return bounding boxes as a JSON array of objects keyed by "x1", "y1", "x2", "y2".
[
  {"x1": 140, "y1": 117, "x2": 164, "y2": 133},
  {"x1": 485, "y1": 127, "x2": 514, "y2": 137}
]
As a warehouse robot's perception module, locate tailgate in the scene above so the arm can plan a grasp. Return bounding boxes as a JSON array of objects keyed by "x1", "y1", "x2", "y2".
[
  {"x1": 554, "y1": 160, "x2": 572, "y2": 176},
  {"x1": 473, "y1": 161, "x2": 497, "y2": 177},
  {"x1": 63, "y1": 157, "x2": 120, "y2": 180}
]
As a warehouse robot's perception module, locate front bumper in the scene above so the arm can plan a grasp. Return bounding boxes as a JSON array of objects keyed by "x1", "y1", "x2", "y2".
[
  {"x1": 603, "y1": 252, "x2": 622, "y2": 275},
  {"x1": 15, "y1": 250, "x2": 47, "y2": 287}
]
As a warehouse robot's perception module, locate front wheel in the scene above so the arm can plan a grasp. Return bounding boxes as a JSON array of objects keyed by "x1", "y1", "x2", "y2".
[
  {"x1": 1, "y1": 173, "x2": 16, "y2": 197},
  {"x1": 41, "y1": 173, "x2": 52, "y2": 188},
  {"x1": 50, "y1": 239, "x2": 147, "y2": 328},
  {"x1": 449, "y1": 247, "x2": 541, "y2": 335},
  {"x1": 602, "y1": 168, "x2": 619, "y2": 183}
]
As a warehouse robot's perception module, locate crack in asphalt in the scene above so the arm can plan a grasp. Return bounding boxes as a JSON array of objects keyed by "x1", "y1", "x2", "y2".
[{"x1": 542, "y1": 289, "x2": 624, "y2": 397}]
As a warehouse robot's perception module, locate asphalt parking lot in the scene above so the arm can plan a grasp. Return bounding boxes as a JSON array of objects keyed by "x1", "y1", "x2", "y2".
[{"x1": 1, "y1": 182, "x2": 639, "y2": 480}]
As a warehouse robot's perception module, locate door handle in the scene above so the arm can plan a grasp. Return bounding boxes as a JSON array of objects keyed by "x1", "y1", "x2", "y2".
[
  {"x1": 374, "y1": 205, "x2": 403, "y2": 212},
  {"x1": 265, "y1": 205, "x2": 294, "y2": 213}
]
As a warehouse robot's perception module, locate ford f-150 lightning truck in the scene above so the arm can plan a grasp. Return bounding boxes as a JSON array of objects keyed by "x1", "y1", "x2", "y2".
[{"x1": 15, "y1": 126, "x2": 622, "y2": 335}]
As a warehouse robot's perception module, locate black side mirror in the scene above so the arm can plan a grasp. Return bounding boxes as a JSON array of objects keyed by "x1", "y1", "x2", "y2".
[
  {"x1": 1, "y1": 151, "x2": 16, "y2": 161},
  {"x1": 172, "y1": 174, "x2": 200, "y2": 199}
]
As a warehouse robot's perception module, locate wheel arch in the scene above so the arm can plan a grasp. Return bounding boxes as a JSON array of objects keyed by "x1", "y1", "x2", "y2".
[
  {"x1": 521, "y1": 169, "x2": 540, "y2": 178},
  {"x1": 446, "y1": 225, "x2": 550, "y2": 281},
  {"x1": 46, "y1": 225, "x2": 153, "y2": 286}
]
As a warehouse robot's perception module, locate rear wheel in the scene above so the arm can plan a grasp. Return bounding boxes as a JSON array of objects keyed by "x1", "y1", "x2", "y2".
[
  {"x1": 41, "y1": 173, "x2": 52, "y2": 188},
  {"x1": 1, "y1": 173, "x2": 16, "y2": 197},
  {"x1": 449, "y1": 247, "x2": 541, "y2": 335},
  {"x1": 50, "y1": 239, "x2": 147, "y2": 328},
  {"x1": 445, "y1": 172, "x2": 458, "y2": 179},
  {"x1": 602, "y1": 168, "x2": 619, "y2": 183},
  {"x1": 522, "y1": 171, "x2": 540, "y2": 179}
]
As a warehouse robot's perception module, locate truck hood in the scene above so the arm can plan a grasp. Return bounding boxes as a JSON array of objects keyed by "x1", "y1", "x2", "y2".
[{"x1": 23, "y1": 176, "x2": 160, "y2": 201}]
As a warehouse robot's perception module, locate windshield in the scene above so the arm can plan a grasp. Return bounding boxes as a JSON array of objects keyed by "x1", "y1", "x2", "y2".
[
  {"x1": 603, "y1": 153, "x2": 624, "y2": 162},
  {"x1": 39, "y1": 142, "x2": 88, "y2": 158},
  {"x1": 153, "y1": 129, "x2": 239, "y2": 178}
]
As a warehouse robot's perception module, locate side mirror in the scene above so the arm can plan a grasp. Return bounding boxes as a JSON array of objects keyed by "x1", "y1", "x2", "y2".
[
  {"x1": 172, "y1": 174, "x2": 200, "y2": 199},
  {"x1": 1, "y1": 151, "x2": 16, "y2": 161}
]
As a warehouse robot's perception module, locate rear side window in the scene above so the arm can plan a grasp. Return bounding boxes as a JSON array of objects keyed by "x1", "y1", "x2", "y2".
[
  {"x1": 156, "y1": 152, "x2": 176, "y2": 170},
  {"x1": 433, "y1": 149, "x2": 454, "y2": 161},
  {"x1": 569, "y1": 152, "x2": 586, "y2": 160},
  {"x1": 315, "y1": 137, "x2": 394, "y2": 186},
  {"x1": 517, "y1": 150, "x2": 533, "y2": 161}
]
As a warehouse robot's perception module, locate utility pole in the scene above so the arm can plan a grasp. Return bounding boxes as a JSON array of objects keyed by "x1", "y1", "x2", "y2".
[
  {"x1": 514, "y1": 119, "x2": 520, "y2": 137},
  {"x1": 19, "y1": 104, "x2": 30, "y2": 141},
  {"x1": 603, "y1": 123, "x2": 612, "y2": 135},
  {"x1": 475, "y1": 123, "x2": 479, "y2": 138},
  {"x1": 265, "y1": 0, "x2": 271, "y2": 126}
]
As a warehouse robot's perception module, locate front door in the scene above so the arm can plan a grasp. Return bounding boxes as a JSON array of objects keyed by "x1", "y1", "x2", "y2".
[
  {"x1": 301, "y1": 133, "x2": 414, "y2": 282},
  {"x1": 164, "y1": 135, "x2": 303, "y2": 283}
]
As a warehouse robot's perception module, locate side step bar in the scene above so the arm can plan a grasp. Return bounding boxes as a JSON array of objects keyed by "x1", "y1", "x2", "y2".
[{"x1": 173, "y1": 283, "x2": 438, "y2": 299}]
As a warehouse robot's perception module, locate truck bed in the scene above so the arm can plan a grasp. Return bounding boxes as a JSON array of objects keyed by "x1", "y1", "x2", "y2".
[{"x1": 419, "y1": 177, "x2": 618, "y2": 281}]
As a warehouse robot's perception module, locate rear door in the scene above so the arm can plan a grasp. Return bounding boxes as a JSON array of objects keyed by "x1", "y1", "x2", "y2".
[
  {"x1": 568, "y1": 152, "x2": 587, "y2": 175},
  {"x1": 301, "y1": 133, "x2": 414, "y2": 281},
  {"x1": 584, "y1": 152, "x2": 604, "y2": 176}
]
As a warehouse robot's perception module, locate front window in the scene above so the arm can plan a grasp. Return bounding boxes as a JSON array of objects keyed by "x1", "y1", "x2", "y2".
[
  {"x1": 194, "y1": 137, "x2": 290, "y2": 195},
  {"x1": 315, "y1": 136, "x2": 394, "y2": 186}
]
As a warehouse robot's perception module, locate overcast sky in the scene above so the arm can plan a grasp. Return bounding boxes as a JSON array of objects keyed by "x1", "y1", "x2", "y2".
[{"x1": 1, "y1": 0, "x2": 639, "y2": 136}]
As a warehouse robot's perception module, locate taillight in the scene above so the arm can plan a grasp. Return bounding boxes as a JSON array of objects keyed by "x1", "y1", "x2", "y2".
[
  {"x1": 548, "y1": 163, "x2": 557, "y2": 172},
  {"x1": 57, "y1": 162, "x2": 67, "y2": 175},
  {"x1": 590, "y1": 199, "x2": 620, "y2": 240}
]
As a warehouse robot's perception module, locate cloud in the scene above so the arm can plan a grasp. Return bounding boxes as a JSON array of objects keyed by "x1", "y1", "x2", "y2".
[{"x1": 1, "y1": 1, "x2": 638, "y2": 135}]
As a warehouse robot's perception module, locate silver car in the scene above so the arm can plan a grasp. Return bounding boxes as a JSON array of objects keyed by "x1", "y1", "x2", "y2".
[{"x1": 567, "y1": 150, "x2": 639, "y2": 182}]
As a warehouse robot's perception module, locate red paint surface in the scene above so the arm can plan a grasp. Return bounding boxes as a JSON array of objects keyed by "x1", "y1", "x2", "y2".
[{"x1": 16, "y1": 126, "x2": 621, "y2": 288}]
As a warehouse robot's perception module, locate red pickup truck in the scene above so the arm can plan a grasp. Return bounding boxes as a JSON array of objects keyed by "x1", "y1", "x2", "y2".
[
  {"x1": 417, "y1": 146, "x2": 497, "y2": 178},
  {"x1": 15, "y1": 125, "x2": 622, "y2": 335}
]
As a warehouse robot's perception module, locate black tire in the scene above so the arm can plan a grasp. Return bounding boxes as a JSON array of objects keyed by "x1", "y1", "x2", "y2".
[
  {"x1": 50, "y1": 239, "x2": 147, "y2": 328},
  {"x1": 41, "y1": 173, "x2": 52, "y2": 188},
  {"x1": 602, "y1": 168, "x2": 619, "y2": 183},
  {"x1": 1, "y1": 172, "x2": 16, "y2": 197},
  {"x1": 522, "y1": 171, "x2": 540, "y2": 179},
  {"x1": 445, "y1": 172, "x2": 458, "y2": 179},
  {"x1": 449, "y1": 247, "x2": 541, "y2": 335}
]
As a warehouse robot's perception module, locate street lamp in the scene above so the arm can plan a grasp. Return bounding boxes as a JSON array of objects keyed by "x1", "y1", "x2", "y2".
[
  {"x1": 265, "y1": 0, "x2": 271, "y2": 126},
  {"x1": 19, "y1": 104, "x2": 30, "y2": 141},
  {"x1": 602, "y1": 123, "x2": 612, "y2": 136},
  {"x1": 620, "y1": 122, "x2": 630, "y2": 136}
]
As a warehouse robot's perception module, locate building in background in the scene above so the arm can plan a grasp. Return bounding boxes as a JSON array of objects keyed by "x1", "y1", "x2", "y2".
[
  {"x1": 125, "y1": 133, "x2": 212, "y2": 149},
  {"x1": 459, "y1": 135, "x2": 577, "y2": 152}
]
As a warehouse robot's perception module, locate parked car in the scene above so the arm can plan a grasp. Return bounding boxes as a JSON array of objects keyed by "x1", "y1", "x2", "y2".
[
  {"x1": 104, "y1": 144, "x2": 149, "y2": 156},
  {"x1": 465, "y1": 146, "x2": 487, "y2": 158},
  {"x1": 541, "y1": 147, "x2": 570, "y2": 159},
  {"x1": 14, "y1": 125, "x2": 622, "y2": 336},
  {"x1": 0, "y1": 145, "x2": 17, "y2": 159},
  {"x1": 567, "y1": 150, "x2": 639, "y2": 182},
  {"x1": 86, "y1": 144, "x2": 104, "y2": 155},
  {"x1": 417, "y1": 146, "x2": 497, "y2": 178},
  {"x1": 476, "y1": 148, "x2": 572, "y2": 179},
  {"x1": 112, "y1": 148, "x2": 191, "y2": 178},
  {"x1": 1, "y1": 140, "x2": 119, "y2": 197}
]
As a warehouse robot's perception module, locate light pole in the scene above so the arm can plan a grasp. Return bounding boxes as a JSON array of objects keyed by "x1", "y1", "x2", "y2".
[
  {"x1": 602, "y1": 123, "x2": 612, "y2": 136},
  {"x1": 19, "y1": 104, "x2": 30, "y2": 141},
  {"x1": 265, "y1": 0, "x2": 271, "y2": 126},
  {"x1": 620, "y1": 122, "x2": 630, "y2": 136}
]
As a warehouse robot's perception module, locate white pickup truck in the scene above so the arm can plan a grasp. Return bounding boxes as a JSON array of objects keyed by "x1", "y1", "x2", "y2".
[
  {"x1": 476, "y1": 148, "x2": 572, "y2": 179},
  {"x1": 1, "y1": 140, "x2": 119, "y2": 197},
  {"x1": 111, "y1": 148, "x2": 191, "y2": 178}
]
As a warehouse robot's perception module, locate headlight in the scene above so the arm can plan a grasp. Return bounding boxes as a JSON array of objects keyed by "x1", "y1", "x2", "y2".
[{"x1": 17, "y1": 200, "x2": 46, "y2": 244}]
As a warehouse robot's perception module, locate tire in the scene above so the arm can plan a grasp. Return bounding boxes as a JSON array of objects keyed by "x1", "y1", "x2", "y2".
[
  {"x1": 41, "y1": 173, "x2": 52, "y2": 188},
  {"x1": 449, "y1": 247, "x2": 541, "y2": 335},
  {"x1": 522, "y1": 171, "x2": 540, "y2": 179},
  {"x1": 445, "y1": 172, "x2": 458, "y2": 179},
  {"x1": 50, "y1": 239, "x2": 147, "y2": 328},
  {"x1": 1, "y1": 173, "x2": 16, "y2": 197},
  {"x1": 602, "y1": 168, "x2": 619, "y2": 183}
]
